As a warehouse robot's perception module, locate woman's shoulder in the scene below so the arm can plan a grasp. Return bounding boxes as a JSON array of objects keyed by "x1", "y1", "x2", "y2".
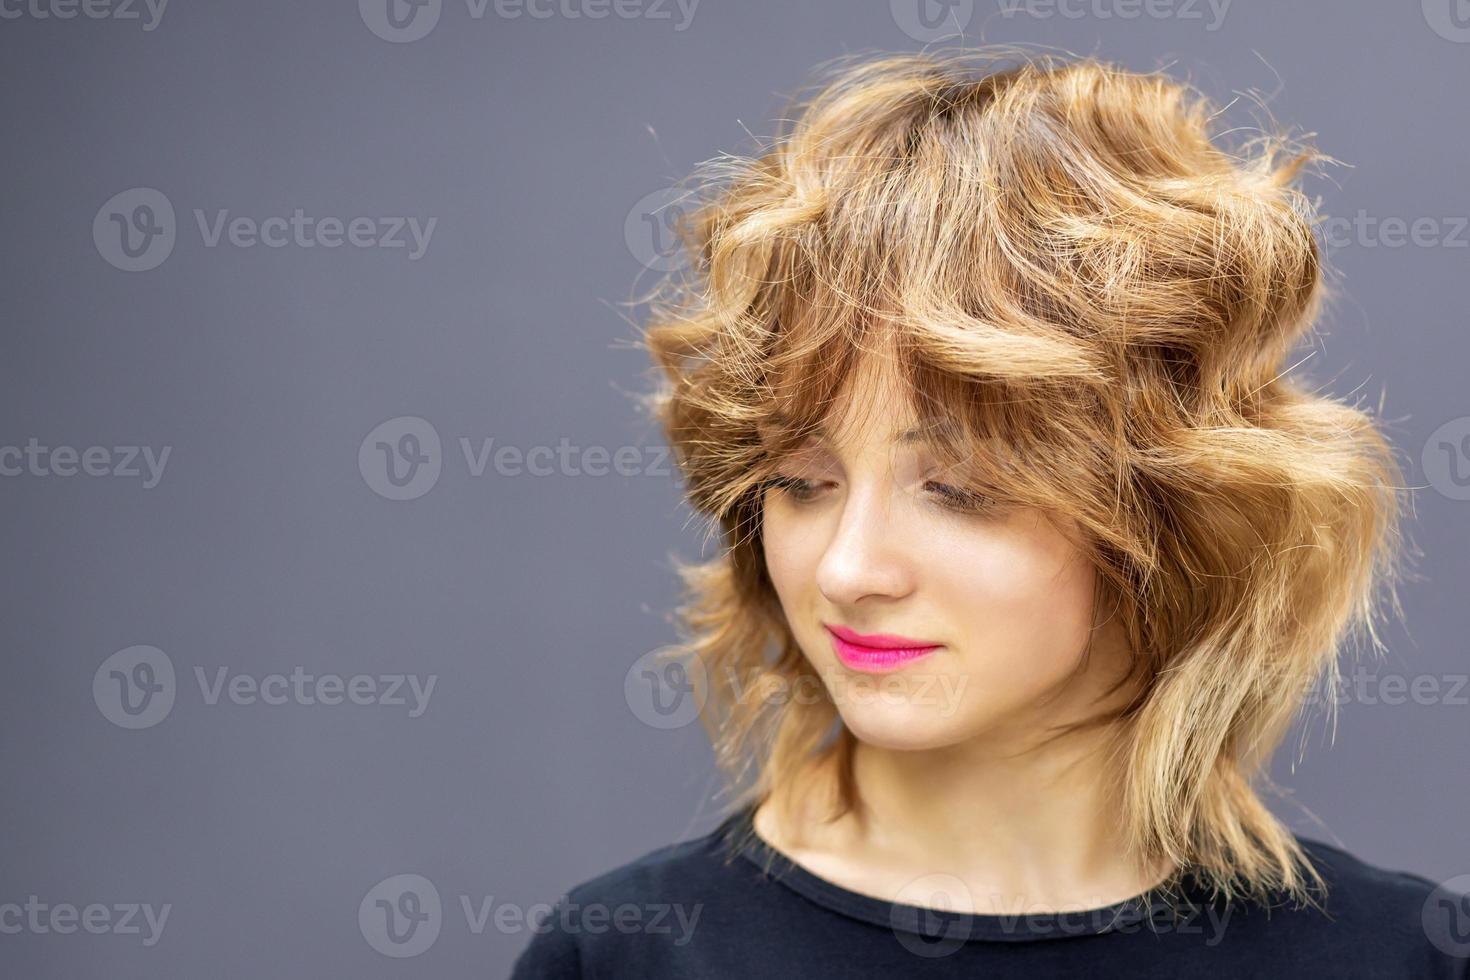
[
  {"x1": 1295, "y1": 834, "x2": 1458, "y2": 912},
  {"x1": 559, "y1": 815, "x2": 749, "y2": 906},
  {"x1": 507, "y1": 812, "x2": 754, "y2": 979},
  {"x1": 1270, "y1": 835, "x2": 1469, "y2": 974},
  {"x1": 507, "y1": 819, "x2": 1469, "y2": 978}
]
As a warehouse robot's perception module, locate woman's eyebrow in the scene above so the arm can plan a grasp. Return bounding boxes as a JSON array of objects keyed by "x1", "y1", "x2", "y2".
[
  {"x1": 757, "y1": 412, "x2": 938, "y2": 447},
  {"x1": 895, "y1": 427, "x2": 930, "y2": 445}
]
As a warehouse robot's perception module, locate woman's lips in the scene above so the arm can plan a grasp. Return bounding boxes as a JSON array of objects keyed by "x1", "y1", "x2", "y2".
[{"x1": 822, "y1": 624, "x2": 941, "y2": 674}]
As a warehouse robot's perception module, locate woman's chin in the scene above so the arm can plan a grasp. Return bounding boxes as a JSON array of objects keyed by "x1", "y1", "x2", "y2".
[{"x1": 836, "y1": 704, "x2": 977, "y2": 752}]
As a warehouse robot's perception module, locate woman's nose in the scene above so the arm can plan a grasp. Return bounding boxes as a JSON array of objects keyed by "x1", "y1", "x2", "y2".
[{"x1": 814, "y1": 486, "x2": 915, "y2": 606}]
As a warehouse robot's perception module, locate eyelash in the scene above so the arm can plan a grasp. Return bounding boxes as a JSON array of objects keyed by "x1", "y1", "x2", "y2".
[{"x1": 764, "y1": 475, "x2": 995, "y2": 513}]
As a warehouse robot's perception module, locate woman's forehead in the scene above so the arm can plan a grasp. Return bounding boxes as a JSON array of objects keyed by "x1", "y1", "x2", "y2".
[{"x1": 765, "y1": 351, "x2": 976, "y2": 444}]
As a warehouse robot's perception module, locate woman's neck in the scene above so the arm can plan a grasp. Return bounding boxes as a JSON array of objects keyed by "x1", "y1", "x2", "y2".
[{"x1": 755, "y1": 723, "x2": 1175, "y2": 914}]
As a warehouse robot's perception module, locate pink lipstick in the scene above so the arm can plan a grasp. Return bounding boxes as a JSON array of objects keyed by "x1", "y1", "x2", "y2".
[{"x1": 823, "y1": 624, "x2": 941, "y2": 674}]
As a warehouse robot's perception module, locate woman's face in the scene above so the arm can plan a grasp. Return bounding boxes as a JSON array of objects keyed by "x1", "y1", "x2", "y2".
[{"x1": 760, "y1": 355, "x2": 1121, "y2": 752}]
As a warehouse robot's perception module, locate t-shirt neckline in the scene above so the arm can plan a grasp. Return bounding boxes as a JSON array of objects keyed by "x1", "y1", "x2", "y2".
[{"x1": 721, "y1": 802, "x2": 1201, "y2": 944}]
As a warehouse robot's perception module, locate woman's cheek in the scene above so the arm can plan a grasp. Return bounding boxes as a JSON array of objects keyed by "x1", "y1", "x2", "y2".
[
  {"x1": 761, "y1": 505, "x2": 818, "y2": 612},
  {"x1": 918, "y1": 525, "x2": 1095, "y2": 678}
]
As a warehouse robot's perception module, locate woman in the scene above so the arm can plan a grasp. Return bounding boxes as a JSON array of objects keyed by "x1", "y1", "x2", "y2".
[{"x1": 512, "y1": 47, "x2": 1466, "y2": 977}]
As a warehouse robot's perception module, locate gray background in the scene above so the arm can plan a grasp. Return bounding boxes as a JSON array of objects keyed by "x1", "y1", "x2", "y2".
[{"x1": 1, "y1": 0, "x2": 1466, "y2": 976}]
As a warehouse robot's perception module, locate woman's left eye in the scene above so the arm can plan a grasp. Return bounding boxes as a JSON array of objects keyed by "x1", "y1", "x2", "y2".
[{"x1": 923, "y1": 480, "x2": 994, "y2": 512}]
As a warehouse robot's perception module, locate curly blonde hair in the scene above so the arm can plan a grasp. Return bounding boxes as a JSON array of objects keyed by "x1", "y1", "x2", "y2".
[{"x1": 635, "y1": 45, "x2": 1407, "y2": 906}]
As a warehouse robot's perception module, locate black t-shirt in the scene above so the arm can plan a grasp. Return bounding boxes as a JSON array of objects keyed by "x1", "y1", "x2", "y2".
[{"x1": 510, "y1": 804, "x2": 1468, "y2": 978}]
